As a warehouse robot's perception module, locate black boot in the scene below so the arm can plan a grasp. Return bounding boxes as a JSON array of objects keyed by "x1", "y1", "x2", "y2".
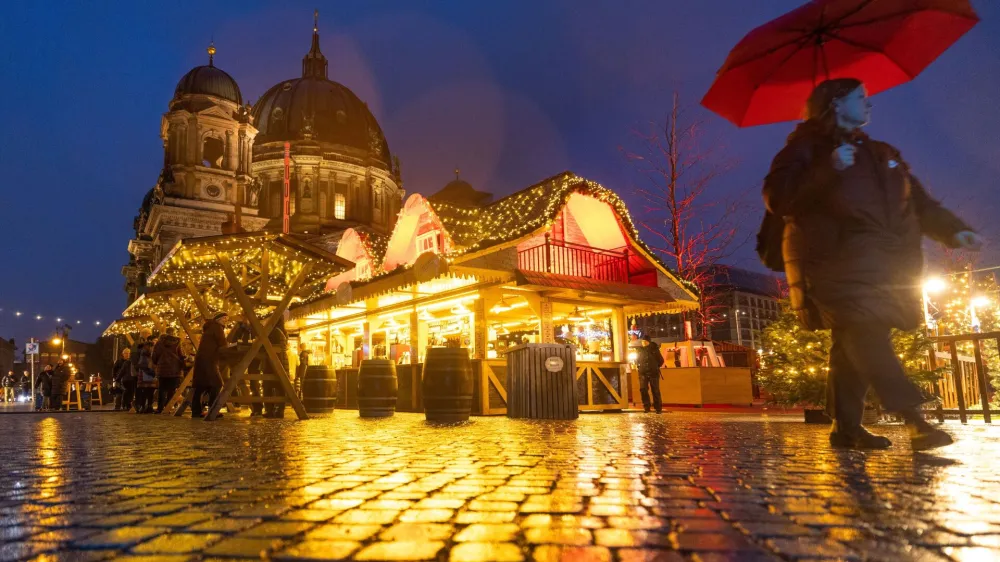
[
  {"x1": 829, "y1": 422, "x2": 892, "y2": 450},
  {"x1": 901, "y1": 410, "x2": 953, "y2": 451}
]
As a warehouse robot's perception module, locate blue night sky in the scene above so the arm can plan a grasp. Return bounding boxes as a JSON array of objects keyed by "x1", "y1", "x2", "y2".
[{"x1": 1, "y1": 0, "x2": 998, "y2": 345}]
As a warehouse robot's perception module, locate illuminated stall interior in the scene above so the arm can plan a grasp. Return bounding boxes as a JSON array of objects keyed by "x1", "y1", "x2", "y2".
[{"x1": 287, "y1": 172, "x2": 699, "y2": 413}]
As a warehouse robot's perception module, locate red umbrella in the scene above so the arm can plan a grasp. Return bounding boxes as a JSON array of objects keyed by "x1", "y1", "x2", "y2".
[{"x1": 701, "y1": 0, "x2": 979, "y2": 127}]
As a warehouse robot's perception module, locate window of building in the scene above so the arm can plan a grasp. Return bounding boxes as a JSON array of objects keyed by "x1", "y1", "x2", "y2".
[
  {"x1": 417, "y1": 231, "x2": 440, "y2": 254},
  {"x1": 202, "y1": 137, "x2": 225, "y2": 168},
  {"x1": 334, "y1": 193, "x2": 346, "y2": 220}
]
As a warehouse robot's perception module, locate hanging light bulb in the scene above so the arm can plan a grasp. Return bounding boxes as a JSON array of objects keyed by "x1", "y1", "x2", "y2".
[
  {"x1": 492, "y1": 296, "x2": 513, "y2": 313},
  {"x1": 567, "y1": 307, "x2": 585, "y2": 322}
]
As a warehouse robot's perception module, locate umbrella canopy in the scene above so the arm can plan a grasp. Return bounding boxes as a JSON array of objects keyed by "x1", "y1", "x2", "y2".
[{"x1": 702, "y1": 0, "x2": 979, "y2": 127}]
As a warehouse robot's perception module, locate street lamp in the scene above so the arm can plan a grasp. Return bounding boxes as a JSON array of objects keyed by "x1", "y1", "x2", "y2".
[{"x1": 922, "y1": 277, "x2": 947, "y2": 333}]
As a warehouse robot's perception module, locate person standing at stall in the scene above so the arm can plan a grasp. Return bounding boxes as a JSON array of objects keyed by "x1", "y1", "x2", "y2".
[
  {"x1": 36, "y1": 364, "x2": 53, "y2": 411},
  {"x1": 296, "y1": 343, "x2": 310, "y2": 399},
  {"x1": 227, "y1": 316, "x2": 263, "y2": 416},
  {"x1": 50, "y1": 359, "x2": 72, "y2": 411},
  {"x1": 152, "y1": 327, "x2": 185, "y2": 414},
  {"x1": 113, "y1": 348, "x2": 134, "y2": 411},
  {"x1": 132, "y1": 335, "x2": 157, "y2": 414},
  {"x1": 192, "y1": 312, "x2": 228, "y2": 419},
  {"x1": 635, "y1": 335, "x2": 664, "y2": 414},
  {"x1": 264, "y1": 319, "x2": 290, "y2": 419}
]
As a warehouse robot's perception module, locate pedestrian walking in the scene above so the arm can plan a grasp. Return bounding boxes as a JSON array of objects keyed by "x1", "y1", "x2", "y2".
[
  {"x1": 152, "y1": 327, "x2": 185, "y2": 414},
  {"x1": 192, "y1": 312, "x2": 228, "y2": 419},
  {"x1": 635, "y1": 335, "x2": 663, "y2": 414},
  {"x1": 50, "y1": 360, "x2": 72, "y2": 411},
  {"x1": 762, "y1": 78, "x2": 982, "y2": 451},
  {"x1": 132, "y1": 335, "x2": 157, "y2": 414}
]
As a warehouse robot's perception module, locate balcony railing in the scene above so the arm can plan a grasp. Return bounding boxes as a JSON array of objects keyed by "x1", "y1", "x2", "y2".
[
  {"x1": 517, "y1": 235, "x2": 629, "y2": 283},
  {"x1": 924, "y1": 331, "x2": 1000, "y2": 424}
]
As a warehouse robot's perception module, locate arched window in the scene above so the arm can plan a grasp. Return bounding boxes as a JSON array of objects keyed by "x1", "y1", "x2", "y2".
[
  {"x1": 202, "y1": 137, "x2": 224, "y2": 168},
  {"x1": 334, "y1": 193, "x2": 346, "y2": 220}
]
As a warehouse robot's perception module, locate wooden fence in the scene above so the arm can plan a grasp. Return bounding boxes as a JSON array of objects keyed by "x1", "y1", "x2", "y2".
[{"x1": 927, "y1": 331, "x2": 1000, "y2": 424}]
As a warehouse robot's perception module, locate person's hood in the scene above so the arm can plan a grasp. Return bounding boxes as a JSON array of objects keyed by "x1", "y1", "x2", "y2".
[{"x1": 159, "y1": 335, "x2": 181, "y2": 348}]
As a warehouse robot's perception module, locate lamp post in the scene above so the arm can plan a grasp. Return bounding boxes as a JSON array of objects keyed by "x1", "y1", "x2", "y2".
[{"x1": 923, "y1": 277, "x2": 946, "y2": 335}]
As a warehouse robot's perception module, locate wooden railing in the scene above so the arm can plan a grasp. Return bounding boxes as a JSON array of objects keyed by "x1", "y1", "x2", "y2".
[
  {"x1": 517, "y1": 235, "x2": 629, "y2": 283},
  {"x1": 926, "y1": 331, "x2": 1000, "y2": 424}
]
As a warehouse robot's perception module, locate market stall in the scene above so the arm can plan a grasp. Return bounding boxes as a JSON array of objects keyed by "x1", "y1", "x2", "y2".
[{"x1": 137, "y1": 232, "x2": 353, "y2": 420}]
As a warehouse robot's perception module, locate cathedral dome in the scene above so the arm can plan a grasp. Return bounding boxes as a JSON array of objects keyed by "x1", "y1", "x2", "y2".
[
  {"x1": 250, "y1": 23, "x2": 392, "y2": 171},
  {"x1": 173, "y1": 44, "x2": 243, "y2": 105}
]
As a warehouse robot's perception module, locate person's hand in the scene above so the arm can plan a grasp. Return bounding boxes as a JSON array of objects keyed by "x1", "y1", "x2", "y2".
[
  {"x1": 832, "y1": 144, "x2": 857, "y2": 171},
  {"x1": 955, "y1": 231, "x2": 983, "y2": 251}
]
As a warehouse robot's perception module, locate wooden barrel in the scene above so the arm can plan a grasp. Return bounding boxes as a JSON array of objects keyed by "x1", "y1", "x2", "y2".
[
  {"x1": 422, "y1": 347, "x2": 473, "y2": 422},
  {"x1": 358, "y1": 359, "x2": 398, "y2": 418},
  {"x1": 302, "y1": 365, "x2": 337, "y2": 413}
]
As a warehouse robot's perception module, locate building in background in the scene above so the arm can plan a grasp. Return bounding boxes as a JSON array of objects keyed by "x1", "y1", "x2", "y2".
[
  {"x1": 0, "y1": 338, "x2": 14, "y2": 377},
  {"x1": 632, "y1": 265, "x2": 785, "y2": 350},
  {"x1": 123, "y1": 15, "x2": 403, "y2": 304}
]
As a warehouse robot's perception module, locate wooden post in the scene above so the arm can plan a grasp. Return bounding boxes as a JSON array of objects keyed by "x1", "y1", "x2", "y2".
[
  {"x1": 972, "y1": 338, "x2": 992, "y2": 424},
  {"x1": 539, "y1": 298, "x2": 554, "y2": 344},
  {"x1": 185, "y1": 282, "x2": 213, "y2": 319},
  {"x1": 950, "y1": 343, "x2": 967, "y2": 424},
  {"x1": 927, "y1": 347, "x2": 944, "y2": 423}
]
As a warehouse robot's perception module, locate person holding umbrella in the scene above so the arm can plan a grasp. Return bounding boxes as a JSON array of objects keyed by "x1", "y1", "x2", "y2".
[
  {"x1": 703, "y1": 2, "x2": 982, "y2": 451},
  {"x1": 762, "y1": 78, "x2": 981, "y2": 450}
]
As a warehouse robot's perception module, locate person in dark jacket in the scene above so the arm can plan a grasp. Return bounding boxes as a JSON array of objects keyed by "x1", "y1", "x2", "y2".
[
  {"x1": 263, "y1": 319, "x2": 290, "y2": 418},
  {"x1": 152, "y1": 327, "x2": 185, "y2": 414},
  {"x1": 763, "y1": 78, "x2": 982, "y2": 451},
  {"x1": 227, "y1": 316, "x2": 262, "y2": 415},
  {"x1": 113, "y1": 348, "x2": 134, "y2": 411},
  {"x1": 2, "y1": 371, "x2": 14, "y2": 403},
  {"x1": 635, "y1": 335, "x2": 663, "y2": 414},
  {"x1": 19, "y1": 371, "x2": 31, "y2": 401},
  {"x1": 132, "y1": 336, "x2": 157, "y2": 414},
  {"x1": 36, "y1": 365, "x2": 53, "y2": 411},
  {"x1": 50, "y1": 360, "x2": 72, "y2": 411},
  {"x1": 192, "y1": 312, "x2": 228, "y2": 419}
]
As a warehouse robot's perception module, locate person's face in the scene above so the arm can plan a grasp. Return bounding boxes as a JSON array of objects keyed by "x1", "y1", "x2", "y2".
[
  {"x1": 833, "y1": 85, "x2": 871, "y2": 127},
  {"x1": 122, "y1": 349, "x2": 131, "y2": 359}
]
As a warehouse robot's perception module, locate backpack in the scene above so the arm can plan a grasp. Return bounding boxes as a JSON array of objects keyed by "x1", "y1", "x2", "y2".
[{"x1": 756, "y1": 211, "x2": 786, "y2": 272}]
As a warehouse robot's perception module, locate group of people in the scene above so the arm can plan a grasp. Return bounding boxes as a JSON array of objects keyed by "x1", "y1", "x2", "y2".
[
  {"x1": 107, "y1": 311, "x2": 291, "y2": 419},
  {"x1": 110, "y1": 325, "x2": 187, "y2": 414},
  {"x1": 2, "y1": 371, "x2": 31, "y2": 403}
]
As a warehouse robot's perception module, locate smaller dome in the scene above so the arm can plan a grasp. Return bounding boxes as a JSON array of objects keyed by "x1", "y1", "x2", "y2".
[
  {"x1": 429, "y1": 170, "x2": 493, "y2": 207},
  {"x1": 173, "y1": 64, "x2": 242, "y2": 105}
]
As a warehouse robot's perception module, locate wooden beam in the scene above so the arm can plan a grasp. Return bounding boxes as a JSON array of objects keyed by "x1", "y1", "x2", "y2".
[
  {"x1": 256, "y1": 248, "x2": 270, "y2": 299},
  {"x1": 208, "y1": 255, "x2": 312, "y2": 421},
  {"x1": 185, "y1": 281, "x2": 213, "y2": 319}
]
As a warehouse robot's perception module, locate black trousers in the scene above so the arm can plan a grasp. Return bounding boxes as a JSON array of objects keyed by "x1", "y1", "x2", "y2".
[
  {"x1": 51, "y1": 394, "x2": 65, "y2": 410},
  {"x1": 263, "y1": 380, "x2": 285, "y2": 418},
  {"x1": 134, "y1": 387, "x2": 155, "y2": 413},
  {"x1": 191, "y1": 386, "x2": 219, "y2": 418},
  {"x1": 157, "y1": 378, "x2": 181, "y2": 413},
  {"x1": 121, "y1": 380, "x2": 136, "y2": 411},
  {"x1": 826, "y1": 324, "x2": 925, "y2": 431},
  {"x1": 638, "y1": 372, "x2": 662, "y2": 412}
]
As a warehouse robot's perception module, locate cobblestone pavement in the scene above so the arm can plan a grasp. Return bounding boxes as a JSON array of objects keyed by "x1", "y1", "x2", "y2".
[{"x1": 2, "y1": 412, "x2": 1000, "y2": 562}]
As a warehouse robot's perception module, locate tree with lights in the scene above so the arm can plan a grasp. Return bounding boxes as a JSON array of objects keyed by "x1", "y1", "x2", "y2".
[
  {"x1": 624, "y1": 93, "x2": 747, "y2": 339},
  {"x1": 758, "y1": 301, "x2": 942, "y2": 408}
]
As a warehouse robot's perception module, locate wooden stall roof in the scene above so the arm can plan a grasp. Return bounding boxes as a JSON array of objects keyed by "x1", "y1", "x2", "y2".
[
  {"x1": 513, "y1": 270, "x2": 697, "y2": 315},
  {"x1": 102, "y1": 288, "x2": 209, "y2": 337},
  {"x1": 147, "y1": 232, "x2": 354, "y2": 299},
  {"x1": 427, "y1": 171, "x2": 698, "y2": 300}
]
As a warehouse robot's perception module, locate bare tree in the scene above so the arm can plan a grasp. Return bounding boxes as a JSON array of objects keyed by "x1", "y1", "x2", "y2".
[{"x1": 624, "y1": 92, "x2": 749, "y2": 339}]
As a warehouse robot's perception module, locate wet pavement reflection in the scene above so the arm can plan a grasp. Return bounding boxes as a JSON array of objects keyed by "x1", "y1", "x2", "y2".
[{"x1": 0, "y1": 411, "x2": 997, "y2": 561}]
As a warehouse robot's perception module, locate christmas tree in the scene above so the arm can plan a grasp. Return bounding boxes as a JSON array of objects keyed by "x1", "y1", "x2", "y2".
[{"x1": 758, "y1": 301, "x2": 942, "y2": 408}]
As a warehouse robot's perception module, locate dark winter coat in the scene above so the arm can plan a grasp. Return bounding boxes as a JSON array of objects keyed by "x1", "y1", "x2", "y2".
[
  {"x1": 37, "y1": 371, "x2": 52, "y2": 397},
  {"x1": 132, "y1": 342, "x2": 157, "y2": 388},
  {"x1": 762, "y1": 122, "x2": 971, "y2": 331},
  {"x1": 19, "y1": 374, "x2": 31, "y2": 394},
  {"x1": 112, "y1": 358, "x2": 132, "y2": 384},
  {"x1": 152, "y1": 335, "x2": 185, "y2": 379},
  {"x1": 50, "y1": 364, "x2": 72, "y2": 396},
  {"x1": 194, "y1": 319, "x2": 228, "y2": 388},
  {"x1": 635, "y1": 342, "x2": 663, "y2": 377},
  {"x1": 1, "y1": 374, "x2": 14, "y2": 388}
]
